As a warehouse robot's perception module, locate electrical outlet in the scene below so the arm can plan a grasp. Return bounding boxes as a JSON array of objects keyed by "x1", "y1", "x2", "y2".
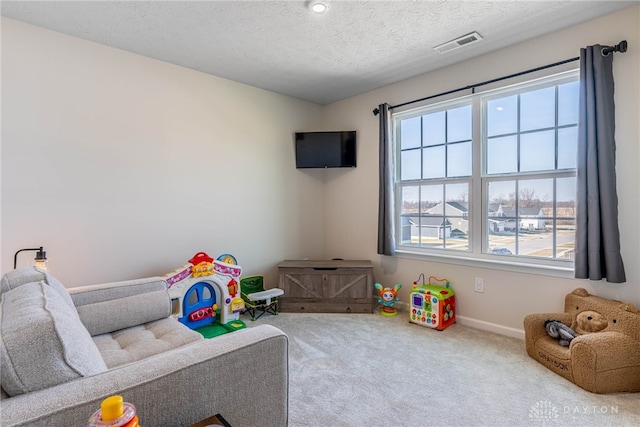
[{"x1": 474, "y1": 277, "x2": 484, "y2": 293}]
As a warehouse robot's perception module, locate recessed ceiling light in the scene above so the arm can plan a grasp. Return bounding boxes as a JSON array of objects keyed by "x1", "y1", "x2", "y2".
[{"x1": 308, "y1": 1, "x2": 328, "y2": 14}]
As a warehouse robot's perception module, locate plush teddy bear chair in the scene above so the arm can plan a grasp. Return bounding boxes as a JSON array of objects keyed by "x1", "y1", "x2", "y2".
[{"x1": 524, "y1": 288, "x2": 640, "y2": 393}]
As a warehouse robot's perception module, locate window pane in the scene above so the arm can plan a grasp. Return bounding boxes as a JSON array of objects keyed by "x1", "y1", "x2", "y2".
[
  {"x1": 488, "y1": 180, "x2": 515, "y2": 208},
  {"x1": 556, "y1": 177, "x2": 576, "y2": 209},
  {"x1": 401, "y1": 149, "x2": 421, "y2": 181},
  {"x1": 188, "y1": 290, "x2": 198, "y2": 305},
  {"x1": 558, "y1": 81, "x2": 579, "y2": 126},
  {"x1": 558, "y1": 126, "x2": 577, "y2": 169},
  {"x1": 445, "y1": 183, "x2": 469, "y2": 213},
  {"x1": 445, "y1": 183, "x2": 470, "y2": 248},
  {"x1": 400, "y1": 117, "x2": 421, "y2": 149},
  {"x1": 487, "y1": 95, "x2": 517, "y2": 136},
  {"x1": 518, "y1": 179, "x2": 552, "y2": 219},
  {"x1": 400, "y1": 186, "x2": 419, "y2": 245},
  {"x1": 446, "y1": 222, "x2": 468, "y2": 250},
  {"x1": 487, "y1": 226, "x2": 515, "y2": 255},
  {"x1": 556, "y1": 177, "x2": 576, "y2": 260},
  {"x1": 556, "y1": 219, "x2": 576, "y2": 260},
  {"x1": 419, "y1": 215, "x2": 446, "y2": 249},
  {"x1": 487, "y1": 135, "x2": 517, "y2": 174},
  {"x1": 487, "y1": 180, "x2": 516, "y2": 253},
  {"x1": 447, "y1": 105, "x2": 472, "y2": 142},
  {"x1": 520, "y1": 130, "x2": 555, "y2": 172},
  {"x1": 419, "y1": 184, "x2": 444, "y2": 248},
  {"x1": 447, "y1": 141, "x2": 471, "y2": 177},
  {"x1": 520, "y1": 86, "x2": 555, "y2": 131},
  {"x1": 401, "y1": 186, "x2": 419, "y2": 215},
  {"x1": 423, "y1": 146, "x2": 445, "y2": 179},
  {"x1": 421, "y1": 184, "x2": 443, "y2": 208},
  {"x1": 422, "y1": 111, "x2": 445, "y2": 147},
  {"x1": 486, "y1": 180, "x2": 515, "y2": 254}
]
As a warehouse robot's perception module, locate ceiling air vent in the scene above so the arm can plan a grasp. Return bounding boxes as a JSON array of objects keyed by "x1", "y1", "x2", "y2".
[{"x1": 433, "y1": 31, "x2": 483, "y2": 54}]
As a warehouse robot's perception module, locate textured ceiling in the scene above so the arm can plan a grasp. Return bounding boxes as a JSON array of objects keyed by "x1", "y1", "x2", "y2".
[{"x1": 1, "y1": 1, "x2": 636, "y2": 105}]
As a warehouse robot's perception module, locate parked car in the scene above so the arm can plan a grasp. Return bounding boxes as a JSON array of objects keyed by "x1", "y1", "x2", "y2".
[{"x1": 490, "y1": 247, "x2": 513, "y2": 255}]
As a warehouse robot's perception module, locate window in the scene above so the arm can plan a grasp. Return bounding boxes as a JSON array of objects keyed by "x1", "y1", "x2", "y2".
[{"x1": 393, "y1": 71, "x2": 579, "y2": 268}]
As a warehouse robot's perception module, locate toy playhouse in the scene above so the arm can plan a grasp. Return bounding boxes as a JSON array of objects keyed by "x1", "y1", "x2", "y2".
[
  {"x1": 164, "y1": 252, "x2": 247, "y2": 338},
  {"x1": 409, "y1": 275, "x2": 456, "y2": 331}
]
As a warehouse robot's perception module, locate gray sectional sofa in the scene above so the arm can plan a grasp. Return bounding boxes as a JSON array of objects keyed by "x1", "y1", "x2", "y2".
[{"x1": 0, "y1": 267, "x2": 289, "y2": 426}]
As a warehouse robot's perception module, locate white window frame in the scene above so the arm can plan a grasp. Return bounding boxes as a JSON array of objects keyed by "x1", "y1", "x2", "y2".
[{"x1": 391, "y1": 70, "x2": 579, "y2": 276}]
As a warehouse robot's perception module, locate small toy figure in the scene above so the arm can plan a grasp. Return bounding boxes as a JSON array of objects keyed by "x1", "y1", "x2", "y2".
[
  {"x1": 374, "y1": 282, "x2": 402, "y2": 316},
  {"x1": 544, "y1": 320, "x2": 577, "y2": 347}
]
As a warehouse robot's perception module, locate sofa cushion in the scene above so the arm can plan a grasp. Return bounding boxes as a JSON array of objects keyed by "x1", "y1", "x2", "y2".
[
  {"x1": 0, "y1": 281, "x2": 107, "y2": 396},
  {"x1": 92, "y1": 317, "x2": 203, "y2": 368},
  {"x1": 0, "y1": 267, "x2": 76, "y2": 313}
]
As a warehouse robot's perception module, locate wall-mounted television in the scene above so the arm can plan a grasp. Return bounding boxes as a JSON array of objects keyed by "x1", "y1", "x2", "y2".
[{"x1": 295, "y1": 131, "x2": 357, "y2": 169}]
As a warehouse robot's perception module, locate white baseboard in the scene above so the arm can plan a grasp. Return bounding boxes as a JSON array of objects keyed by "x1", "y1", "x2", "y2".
[
  {"x1": 390, "y1": 301, "x2": 525, "y2": 340},
  {"x1": 455, "y1": 315, "x2": 525, "y2": 340}
]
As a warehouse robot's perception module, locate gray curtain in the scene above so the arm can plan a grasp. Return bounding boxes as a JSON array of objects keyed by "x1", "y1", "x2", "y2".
[
  {"x1": 574, "y1": 45, "x2": 626, "y2": 283},
  {"x1": 377, "y1": 103, "x2": 395, "y2": 255}
]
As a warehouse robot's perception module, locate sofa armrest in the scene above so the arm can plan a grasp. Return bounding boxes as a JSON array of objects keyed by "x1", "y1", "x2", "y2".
[
  {"x1": 0, "y1": 325, "x2": 289, "y2": 427},
  {"x1": 571, "y1": 331, "x2": 640, "y2": 393},
  {"x1": 524, "y1": 312, "x2": 572, "y2": 342},
  {"x1": 69, "y1": 277, "x2": 168, "y2": 306},
  {"x1": 69, "y1": 277, "x2": 171, "y2": 336},
  {"x1": 523, "y1": 312, "x2": 572, "y2": 358},
  {"x1": 572, "y1": 331, "x2": 640, "y2": 370}
]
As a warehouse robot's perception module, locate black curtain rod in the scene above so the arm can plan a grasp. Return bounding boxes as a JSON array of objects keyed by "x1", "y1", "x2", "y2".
[{"x1": 373, "y1": 40, "x2": 628, "y2": 116}]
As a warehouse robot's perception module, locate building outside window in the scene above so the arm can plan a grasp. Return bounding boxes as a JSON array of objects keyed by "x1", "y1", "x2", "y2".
[{"x1": 393, "y1": 70, "x2": 579, "y2": 268}]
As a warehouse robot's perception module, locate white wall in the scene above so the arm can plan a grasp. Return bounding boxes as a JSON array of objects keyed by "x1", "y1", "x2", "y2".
[
  {"x1": 322, "y1": 6, "x2": 640, "y2": 337},
  {"x1": 1, "y1": 18, "x2": 325, "y2": 286}
]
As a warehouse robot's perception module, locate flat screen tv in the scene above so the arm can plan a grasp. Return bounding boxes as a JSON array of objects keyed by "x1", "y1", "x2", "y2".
[{"x1": 295, "y1": 131, "x2": 357, "y2": 169}]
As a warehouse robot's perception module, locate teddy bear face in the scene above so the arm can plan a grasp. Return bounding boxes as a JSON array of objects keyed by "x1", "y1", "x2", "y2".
[{"x1": 575, "y1": 310, "x2": 608, "y2": 334}]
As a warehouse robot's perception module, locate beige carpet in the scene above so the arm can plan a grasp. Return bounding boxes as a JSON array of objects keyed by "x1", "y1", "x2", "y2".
[{"x1": 249, "y1": 311, "x2": 640, "y2": 427}]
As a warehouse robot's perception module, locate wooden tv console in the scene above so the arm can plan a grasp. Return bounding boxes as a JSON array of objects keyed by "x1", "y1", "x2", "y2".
[{"x1": 277, "y1": 260, "x2": 374, "y2": 313}]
